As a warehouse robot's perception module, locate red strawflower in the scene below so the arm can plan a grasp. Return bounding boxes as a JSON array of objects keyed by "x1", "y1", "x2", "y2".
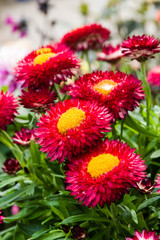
[
  {"x1": 155, "y1": 174, "x2": 160, "y2": 193},
  {"x1": 122, "y1": 35, "x2": 160, "y2": 62},
  {"x1": 13, "y1": 127, "x2": 35, "y2": 146},
  {"x1": 65, "y1": 139, "x2": 146, "y2": 207},
  {"x1": 2, "y1": 158, "x2": 21, "y2": 175},
  {"x1": 0, "y1": 90, "x2": 18, "y2": 130},
  {"x1": 135, "y1": 177, "x2": 154, "y2": 194},
  {"x1": 60, "y1": 23, "x2": 110, "y2": 51},
  {"x1": 126, "y1": 229, "x2": 159, "y2": 240},
  {"x1": 15, "y1": 43, "x2": 80, "y2": 88},
  {"x1": 19, "y1": 88, "x2": 57, "y2": 113},
  {"x1": 147, "y1": 65, "x2": 160, "y2": 86},
  {"x1": 97, "y1": 44, "x2": 123, "y2": 64},
  {"x1": 36, "y1": 99, "x2": 113, "y2": 163},
  {"x1": 69, "y1": 71, "x2": 144, "y2": 120}
]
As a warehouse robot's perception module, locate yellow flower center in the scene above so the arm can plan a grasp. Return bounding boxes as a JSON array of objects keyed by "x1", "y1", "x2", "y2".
[
  {"x1": 93, "y1": 80, "x2": 117, "y2": 96},
  {"x1": 87, "y1": 153, "x2": 120, "y2": 178},
  {"x1": 33, "y1": 53, "x2": 56, "y2": 66},
  {"x1": 57, "y1": 107, "x2": 86, "y2": 135},
  {"x1": 36, "y1": 47, "x2": 52, "y2": 55}
]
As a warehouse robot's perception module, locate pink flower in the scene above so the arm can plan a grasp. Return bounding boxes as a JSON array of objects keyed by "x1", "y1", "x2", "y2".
[
  {"x1": 126, "y1": 229, "x2": 159, "y2": 240},
  {"x1": 11, "y1": 205, "x2": 20, "y2": 215}
]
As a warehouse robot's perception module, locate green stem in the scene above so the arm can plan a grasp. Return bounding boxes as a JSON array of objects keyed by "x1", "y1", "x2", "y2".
[
  {"x1": 85, "y1": 51, "x2": 91, "y2": 73},
  {"x1": 110, "y1": 203, "x2": 119, "y2": 238},
  {"x1": 140, "y1": 62, "x2": 152, "y2": 129},
  {"x1": 111, "y1": 64, "x2": 116, "y2": 72},
  {"x1": 54, "y1": 83, "x2": 63, "y2": 101},
  {"x1": 111, "y1": 123, "x2": 117, "y2": 139},
  {"x1": 120, "y1": 119, "x2": 124, "y2": 139}
]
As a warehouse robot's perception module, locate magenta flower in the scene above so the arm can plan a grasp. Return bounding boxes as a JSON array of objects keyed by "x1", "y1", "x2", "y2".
[{"x1": 126, "y1": 229, "x2": 159, "y2": 240}]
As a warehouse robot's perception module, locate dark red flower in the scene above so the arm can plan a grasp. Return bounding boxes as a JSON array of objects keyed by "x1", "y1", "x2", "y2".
[
  {"x1": 0, "y1": 90, "x2": 18, "y2": 130},
  {"x1": 97, "y1": 44, "x2": 123, "y2": 64},
  {"x1": 135, "y1": 177, "x2": 154, "y2": 194},
  {"x1": 60, "y1": 23, "x2": 110, "y2": 51},
  {"x1": 122, "y1": 35, "x2": 160, "y2": 62},
  {"x1": 15, "y1": 43, "x2": 80, "y2": 88},
  {"x1": 2, "y1": 158, "x2": 21, "y2": 175},
  {"x1": 65, "y1": 139, "x2": 146, "y2": 207},
  {"x1": 69, "y1": 71, "x2": 144, "y2": 120},
  {"x1": 19, "y1": 88, "x2": 57, "y2": 113},
  {"x1": 13, "y1": 127, "x2": 35, "y2": 146},
  {"x1": 36, "y1": 99, "x2": 113, "y2": 163},
  {"x1": 71, "y1": 225, "x2": 87, "y2": 240}
]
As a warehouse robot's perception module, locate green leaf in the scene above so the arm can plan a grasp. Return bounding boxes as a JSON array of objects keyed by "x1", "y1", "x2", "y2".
[
  {"x1": 0, "y1": 184, "x2": 35, "y2": 208},
  {"x1": 18, "y1": 223, "x2": 44, "y2": 237},
  {"x1": 4, "y1": 208, "x2": 34, "y2": 223},
  {"x1": 137, "y1": 212, "x2": 148, "y2": 230},
  {"x1": 0, "y1": 175, "x2": 27, "y2": 188},
  {"x1": 31, "y1": 226, "x2": 51, "y2": 239},
  {"x1": 118, "y1": 205, "x2": 132, "y2": 224},
  {"x1": 59, "y1": 214, "x2": 109, "y2": 225},
  {"x1": 0, "y1": 130, "x2": 23, "y2": 166},
  {"x1": 50, "y1": 206, "x2": 65, "y2": 220},
  {"x1": 137, "y1": 195, "x2": 160, "y2": 211},
  {"x1": 150, "y1": 150, "x2": 160, "y2": 159},
  {"x1": 30, "y1": 141, "x2": 41, "y2": 164},
  {"x1": 124, "y1": 115, "x2": 158, "y2": 138},
  {"x1": 38, "y1": 230, "x2": 65, "y2": 240},
  {"x1": 131, "y1": 210, "x2": 138, "y2": 224}
]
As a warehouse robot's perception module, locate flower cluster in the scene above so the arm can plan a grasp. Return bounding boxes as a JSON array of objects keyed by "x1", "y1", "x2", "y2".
[{"x1": 2, "y1": 22, "x2": 160, "y2": 239}]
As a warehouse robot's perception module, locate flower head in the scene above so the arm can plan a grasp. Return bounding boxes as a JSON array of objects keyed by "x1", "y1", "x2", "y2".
[
  {"x1": 19, "y1": 88, "x2": 57, "y2": 113},
  {"x1": 135, "y1": 177, "x2": 154, "y2": 194},
  {"x1": 147, "y1": 65, "x2": 160, "y2": 86},
  {"x1": 122, "y1": 35, "x2": 160, "y2": 62},
  {"x1": 15, "y1": 43, "x2": 80, "y2": 88},
  {"x1": 2, "y1": 158, "x2": 21, "y2": 175},
  {"x1": 36, "y1": 99, "x2": 113, "y2": 163},
  {"x1": 60, "y1": 23, "x2": 110, "y2": 51},
  {"x1": 0, "y1": 91, "x2": 18, "y2": 130},
  {"x1": 126, "y1": 229, "x2": 159, "y2": 240},
  {"x1": 65, "y1": 139, "x2": 146, "y2": 207},
  {"x1": 13, "y1": 127, "x2": 35, "y2": 146},
  {"x1": 71, "y1": 225, "x2": 87, "y2": 240},
  {"x1": 97, "y1": 44, "x2": 123, "y2": 64},
  {"x1": 69, "y1": 71, "x2": 144, "y2": 120},
  {"x1": 155, "y1": 174, "x2": 160, "y2": 193}
]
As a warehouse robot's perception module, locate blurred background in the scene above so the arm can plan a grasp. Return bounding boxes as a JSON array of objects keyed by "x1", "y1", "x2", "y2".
[{"x1": 0, "y1": 0, "x2": 160, "y2": 83}]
